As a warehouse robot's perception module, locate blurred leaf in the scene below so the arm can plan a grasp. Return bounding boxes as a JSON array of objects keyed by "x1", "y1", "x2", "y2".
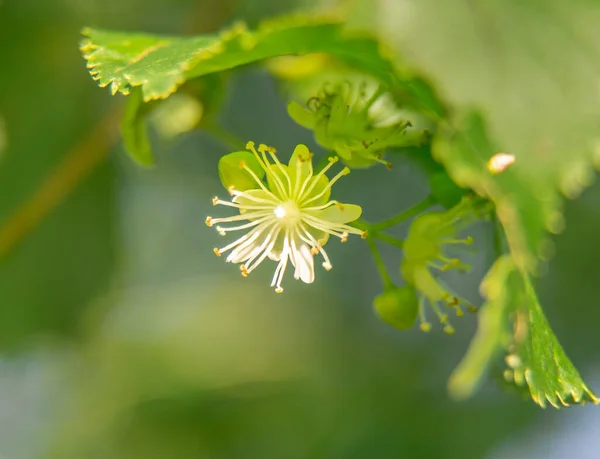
[
  {"x1": 428, "y1": 170, "x2": 466, "y2": 209},
  {"x1": 0, "y1": 7, "x2": 116, "y2": 349},
  {"x1": 448, "y1": 255, "x2": 518, "y2": 399},
  {"x1": 434, "y1": 112, "x2": 556, "y2": 273},
  {"x1": 382, "y1": 0, "x2": 600, "y2": 269},
  {"x1": 0, "y1": 114, "x2": 7, "y2": 160}
]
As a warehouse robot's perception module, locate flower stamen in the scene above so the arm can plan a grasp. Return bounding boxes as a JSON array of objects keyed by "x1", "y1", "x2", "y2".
[
  {"x1": 301, "y1": 165, "x2": 349, "y2": 207},
  {"x1": 299, "y1": 156, "x2": 339, "y2": 201}
]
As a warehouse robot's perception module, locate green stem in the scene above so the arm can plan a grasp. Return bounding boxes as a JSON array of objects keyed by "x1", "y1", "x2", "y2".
[
  {"x1": 372, "y1": 195, "x2": 436, "y2": 231},
  {"x1": 366, "y1": 237, "x2": 394, "y2": 288},
  {"x1": 376, "y1": 232, "x2": 404, "y2": 249},
  {"x1": 354, "y1": 219, "x2": 404, "y2": 249},
  {"x1": 203, "y1": 123, "x2": 246, "y2": 150}
]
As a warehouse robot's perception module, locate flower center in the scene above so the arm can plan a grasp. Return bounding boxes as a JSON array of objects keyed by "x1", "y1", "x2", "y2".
[{"x1": 274, "y1": 200, "x2": 302, "y2": 227}]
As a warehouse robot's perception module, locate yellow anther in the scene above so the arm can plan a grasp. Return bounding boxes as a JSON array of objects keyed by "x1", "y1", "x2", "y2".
[
  {"x1": 228, "y1": 185, "x2": 236, "y2": 196},
  {"x1": 239, "y1": 159, "x2": 246, "y2": 169},
  {"x1": 275, "y1": 287, "x2": 284, "y2": 293},
  {"x1": 385, "y1": 161, "x2": 393, "y2": 170},
  {"x1": 361, "y1": 231, "x2": 368, "y2": 239},
  {"x1": 445, "y1": 296, "x2": 459, "y2": 307},
  {"x1": 245, "y1": 141, "x2": 255, "y2": 150},
  {"x1": 213, "y1": 248, "x2": 221, "y2": 257},
  {"x1": 216, "y1": 226, "x2": 226, "y2": 236},
  {"x1": 335, "y1": 202, "x2": 345, "y2": 211},
  {"x1": 212, "y1": 196, "x2": 219, "y2": 206},
  {"x1": 464, "y1": 236, "x2": 474, "y2": 245},
  {"x1": 310, "y1": 247, "x2": 319, "y2": 255},
  {"x1": 342, "y1": 167, "x2": 350, "y2": 175},
  {"x1": 420, "y1": 322, "x2": 432, "y2": 332},
  {"x1": 258, "y1": 144, "x2": 277, "y2": 154},
  {"x1": 240, "y1": 265, "x2": 249, "y2": 277},
  {"x1": 205, "y1": 216, "x2": 213, "y2": 227},
  {"x1": 328, "y1": 156, "x2": 339, "y2": 163},
  {"x1": 341, "y1": 231, "x2": 348, "y2": 243},
  {"x1": 322, "y1": 262, "x2": 332, "y2": 271},
  {"x1": 443, "y1": 324, "x2": 455, "y2": 334},
  {"x1": 455, "y1": 308, "x2": 464, "y2": 317},
  {"x1": 467, "y1": 304, "x2": 478, "y2": 313},
  {"x1": 440, "y1": 313, "x2": 449, "y2": 324}
]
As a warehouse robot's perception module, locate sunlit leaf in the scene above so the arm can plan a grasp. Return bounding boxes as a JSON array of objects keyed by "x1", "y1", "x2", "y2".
[{"x1": 80, "y1": 15, "x2": 443, "y2": 117}]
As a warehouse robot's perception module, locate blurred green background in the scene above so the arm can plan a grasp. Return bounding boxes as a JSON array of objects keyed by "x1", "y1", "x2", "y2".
[{"x1": 1, "y1": 0, "x2": 599, "y2": 458}]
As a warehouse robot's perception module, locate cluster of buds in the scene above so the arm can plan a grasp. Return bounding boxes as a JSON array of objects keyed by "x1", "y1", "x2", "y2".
[
  {"x1": 287, "y1": 79, "x2": 428, "y2": 169},
  {"x1": 401, "y1": 197, "x2": 479, "y2": 333}
]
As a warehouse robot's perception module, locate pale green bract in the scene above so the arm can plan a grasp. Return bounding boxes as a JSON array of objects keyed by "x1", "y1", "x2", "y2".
[{"x1": 206, "y1": 143, "x2": 365, "y2": 293}]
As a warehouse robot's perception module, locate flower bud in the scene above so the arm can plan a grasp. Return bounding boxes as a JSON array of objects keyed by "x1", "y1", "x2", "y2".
[
  {"x1": 288, "y1": 79, "x2": 428, "y2": 168},
  {"x1": 373, "y1": 285, "x2": 419, "y2": 331}
]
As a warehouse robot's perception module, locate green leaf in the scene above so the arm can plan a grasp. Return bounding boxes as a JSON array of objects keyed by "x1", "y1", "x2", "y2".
[
  {"x1": 81, "y1": 27, "x2": 219, "y2": 101},
  {"x1": 449, "y1": 255, "x2": 599, "y2": 407},
  {"x1": 434, "y1": 112, "x2": 557, "y2": 273},
  {"x1": 506, "y1": 275, "x2": 600, "y2": 408},
  {"x1": 423, "y1": 88, "x2": 596, "y2": 405},
  {"x1": 428, "y1": 170, "x2": 466, "y2": 209},
  {"x1": 80, "y1": 15, "x2": 443, "y2": 116},
  {"x1": 218, "y1": 151, "x2": 265, "y2": 192},
  {"x1": 120, "y1": 74, "x2": 224, "y2": 164},
  {"x1": 379, "y1": 0, "x2": 600, "y2": 269},
  {"x1": 121, "y1": 87, "x2": 154, "y2": 166}
]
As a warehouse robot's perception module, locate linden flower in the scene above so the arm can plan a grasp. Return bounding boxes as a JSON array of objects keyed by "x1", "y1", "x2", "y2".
[{"x1": 206, "y1": 142, "x2": 366, "y2": 293}]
